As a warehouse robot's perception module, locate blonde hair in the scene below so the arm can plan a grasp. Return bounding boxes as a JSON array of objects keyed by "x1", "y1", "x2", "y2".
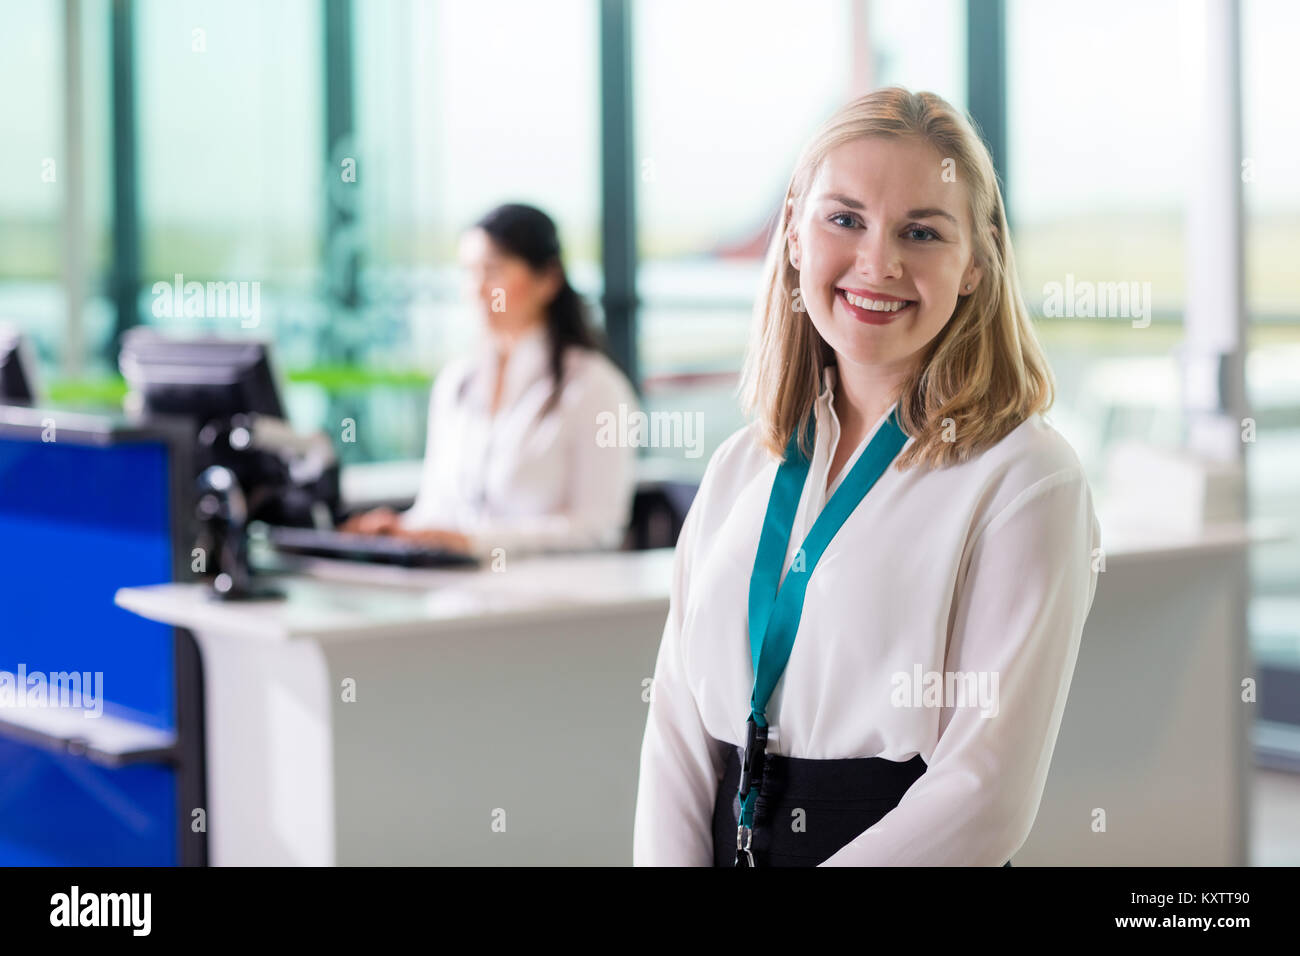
[{"x1": 738, "y1": 86, "x2": 1054, "y2": 471}]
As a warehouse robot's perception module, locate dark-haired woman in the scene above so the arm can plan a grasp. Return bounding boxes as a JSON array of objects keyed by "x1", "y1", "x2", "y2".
[{"x1": 341, "y1": 203, "x2": 639, "y2": 558}]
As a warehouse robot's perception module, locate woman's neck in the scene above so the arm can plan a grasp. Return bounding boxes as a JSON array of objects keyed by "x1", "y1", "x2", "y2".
[
  {"x1": 831, "y1": 357, "x2": 911, "y2": 438},
  {"x1": 487, "y1": 317, "x2": 545, "y2": 415},
  {"x1": 489, "y1": 315, "x2": 545, "y2": 357}
]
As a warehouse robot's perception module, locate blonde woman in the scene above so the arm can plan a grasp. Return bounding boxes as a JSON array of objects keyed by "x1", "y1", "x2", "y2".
[{"x1": 632, "y1": 87, "x2": 1101, "y2": 867}]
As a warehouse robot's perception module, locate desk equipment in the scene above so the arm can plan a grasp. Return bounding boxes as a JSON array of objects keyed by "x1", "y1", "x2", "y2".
[
  {"x1": 264, "y1": 525, "x2": 479, "y2": 568},
  {"x1": 198, "y1": 465, "x2": 285, "y2": 599},
  {"x1": 0, "y1": 325, "x2": 37, "y2": 405},
  {"x1": 120, "y1": 330, "x2": 341, "y2": 597}
]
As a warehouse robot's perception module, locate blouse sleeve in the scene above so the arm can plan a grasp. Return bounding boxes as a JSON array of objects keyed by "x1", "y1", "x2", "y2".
[
  {"x1": 455, "y1": 362, "x2": 640, "y2": 558},
  {"x1": 820, "y1": 468, "x2": 1101, "y2": 866},
  {"x1": 632, "y1": 482, "x2": 730, "y2": 866}
]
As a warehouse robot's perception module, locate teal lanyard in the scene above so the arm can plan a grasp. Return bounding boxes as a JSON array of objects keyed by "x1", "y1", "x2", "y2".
[{"x1": 734, "y1": 404, "x2": 908, "y2": 861}]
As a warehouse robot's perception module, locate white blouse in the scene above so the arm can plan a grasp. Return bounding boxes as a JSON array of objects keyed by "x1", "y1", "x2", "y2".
[
  {"x1": 632, "y1": 364, "x2": 1102, "y2": 866},
  {"x1": 399, "y1": 324, "x2": 640, "y2": 559}
]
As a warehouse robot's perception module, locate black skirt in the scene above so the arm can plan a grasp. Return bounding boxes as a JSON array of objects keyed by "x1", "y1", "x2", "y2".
[{"x1": 711, "y1": 740, "x2": 1013, "y2": 867}]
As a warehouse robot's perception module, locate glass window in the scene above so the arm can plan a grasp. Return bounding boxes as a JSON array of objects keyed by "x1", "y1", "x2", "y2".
[
  {"x1": 0, "y1": 1, "x2": 114, "y2": 394},
  {"x1": 1006, "y1": 0, "x2": 1189, "y2": 492},
  {"x1": 1243, "y1": 0, "x2": 1300, "y2": 322},
  {"x1": 0, "y1": 2, "x2": 65, "y2": 386},
  {"x1": 132, "y1": 0, "x2": 327, "y2": 447},
  {"x1": 346, "y1": 0, "x2": 601, "y2": 461},
  {"x1": 1243, "y1": 0, "x2": 1300, "y2": 700},
  {"x1": 135, "y1": 0, "x2": 321, "y2": 287}
]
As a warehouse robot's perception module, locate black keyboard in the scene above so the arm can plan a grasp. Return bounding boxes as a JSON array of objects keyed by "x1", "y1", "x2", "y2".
[{"x1": 264, "y1": 525, "x2": 480, "y2": 568}]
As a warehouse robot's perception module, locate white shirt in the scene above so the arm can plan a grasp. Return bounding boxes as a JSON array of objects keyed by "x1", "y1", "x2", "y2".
[
  {"x1": 632, "y1": 364, "x2": 1102, "y2": 866},
  {"x1": 400, "y1": 324, "x2": 640, "y2": 559}
]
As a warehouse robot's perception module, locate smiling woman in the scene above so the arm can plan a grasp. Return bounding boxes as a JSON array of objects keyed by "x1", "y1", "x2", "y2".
[
  {"x1": 632, "y1": 87, "x2": 1100, "y2": 867},
  {"x1": 744, "y1": 88, "x2": 1055, "y2": 473}
]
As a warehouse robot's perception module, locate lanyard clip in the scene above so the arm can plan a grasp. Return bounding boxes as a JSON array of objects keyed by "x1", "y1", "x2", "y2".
[
  {"x1": 734, "y1": 825, "x2": 755, "y2": 867},
  {"x1": 734, "y1": 715, "x2": 769, "y2": 865},
  {"x1": 737, "y1": 715, "x2": 769, "y2": 806}
]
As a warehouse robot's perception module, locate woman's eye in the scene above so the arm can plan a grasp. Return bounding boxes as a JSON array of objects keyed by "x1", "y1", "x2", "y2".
[{"x1": 829, "y1": 214, "x2": 938, "y2": 241}]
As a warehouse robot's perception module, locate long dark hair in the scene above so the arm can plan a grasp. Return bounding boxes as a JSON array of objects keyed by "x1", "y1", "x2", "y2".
[{"x1": 471, "y1": 203, "x2": 606, "y2": 415}]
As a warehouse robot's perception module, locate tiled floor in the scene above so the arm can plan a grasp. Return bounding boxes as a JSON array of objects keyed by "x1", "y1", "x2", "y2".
[{"x1": 1252, "y1": 768, "x2": 1300, "y2": 866}]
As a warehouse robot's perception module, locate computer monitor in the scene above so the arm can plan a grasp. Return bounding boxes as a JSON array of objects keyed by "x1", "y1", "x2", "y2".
[
  {"x1": 118, "y1": 328, "x2": 339, "y2": 529},
  {"x1": 0, "y1": 325, "x2": 36, "y2": 406},
  {"x1": 119, "y1": 328, "x2": 285, "y2": 425}
]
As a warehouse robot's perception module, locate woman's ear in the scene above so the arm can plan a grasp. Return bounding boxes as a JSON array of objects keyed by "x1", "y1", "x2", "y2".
[
  {"x1": 962, "y1": 222, "x2": 998, "y2": 294},
  {"x1": 541, "y1": 261, "x2": 565, "y2": 303}
]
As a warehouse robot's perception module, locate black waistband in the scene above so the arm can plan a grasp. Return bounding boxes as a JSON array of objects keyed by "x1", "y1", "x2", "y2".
[{"x1": 711, "y1": 739, "x2": 1012, "y2": 867}]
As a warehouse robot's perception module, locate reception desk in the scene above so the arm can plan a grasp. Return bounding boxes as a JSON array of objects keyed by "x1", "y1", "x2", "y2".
[
  {"x1": 117, "y1": 549, "x2": 674, "y2": 865},
  {"x1": 116, "y1": 521, "x2": 1275, "y2": 865}
]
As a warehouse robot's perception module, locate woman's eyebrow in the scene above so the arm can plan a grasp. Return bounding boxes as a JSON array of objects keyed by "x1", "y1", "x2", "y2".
[
  {"x1": 907, "y1": 207, "x2": 959, "y2": 225},
  {"x1": 817, "y1": 193, "x2": 958, "y2": 226}
]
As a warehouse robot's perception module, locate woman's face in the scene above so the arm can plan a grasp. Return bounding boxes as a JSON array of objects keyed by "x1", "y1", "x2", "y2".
[
  {"x1": 458, "y1": 227, "x2": 559, "y2": 336},
  {"x1": 787, "y1": 135, "x2": 984, "y2": 377}
]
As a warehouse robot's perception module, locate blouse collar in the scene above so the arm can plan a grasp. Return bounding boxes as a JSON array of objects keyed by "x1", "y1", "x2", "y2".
[
  {"x1": 465, "y1": 323, "x2": 551, "y2": 411},
  {"x1": 818, "y1": 364, "x2": 837, "y2": 404}
]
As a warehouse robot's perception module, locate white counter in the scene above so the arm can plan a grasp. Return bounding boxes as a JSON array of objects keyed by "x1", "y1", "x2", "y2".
[
  {"x1": 118, "y1": 550, "x2": 673, "y2": 866},
  {"x1": 115, "y1": 521, "x2": 1281, "y2": 865}
]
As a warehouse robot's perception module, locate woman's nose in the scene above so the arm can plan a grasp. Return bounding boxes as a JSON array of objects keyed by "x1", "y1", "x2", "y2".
[{"x1": 855, "y1": 230, "x2": 903, "y2": 281}]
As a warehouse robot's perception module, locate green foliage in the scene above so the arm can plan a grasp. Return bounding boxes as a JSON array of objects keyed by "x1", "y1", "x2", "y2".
[{"x1": 43, "y1": 366, "x2": 433, "y2": 408}]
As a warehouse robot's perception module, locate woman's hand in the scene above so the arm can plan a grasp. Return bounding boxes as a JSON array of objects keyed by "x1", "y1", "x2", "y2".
[
  {"x1": 393, "y1": 528, "x2": 474, "y2": 554},
  {"x1": 338, "y1": 506, "x2": 402, "y2": 536}
]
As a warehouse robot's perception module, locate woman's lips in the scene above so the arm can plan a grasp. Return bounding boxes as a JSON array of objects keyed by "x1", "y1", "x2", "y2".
[{"x1": 836, "y1": 288, "x2": 916, "y2": 325}]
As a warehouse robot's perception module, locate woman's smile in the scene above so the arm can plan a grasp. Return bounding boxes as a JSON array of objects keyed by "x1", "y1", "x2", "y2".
[{"x1": 835, "y1": 287, "x2": 917, "y2": 325}]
